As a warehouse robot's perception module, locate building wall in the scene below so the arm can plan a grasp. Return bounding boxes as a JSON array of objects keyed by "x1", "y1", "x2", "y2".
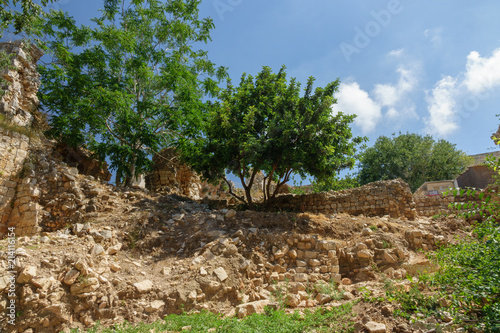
[{"x1": 456, "y1": 165, "x2": 495, "y2": 189}]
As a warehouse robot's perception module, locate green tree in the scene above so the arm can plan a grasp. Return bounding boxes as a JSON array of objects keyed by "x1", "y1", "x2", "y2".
[
  {"x1": 0, "y1": 0, "x2": 55, "y2": 38},
  {"x1": 1, "y1": 1, "x2": 56, "y2": 102},
  {"x1": 312, "y1": 173, "x2": 360, "y2": 193},
  {"x1": 39, "y1": 0, "x2": 225, "y2": 186},
  {"x1": 358, "y1": 133, "x2": 471, "y2": 192},
  {"x1": 180, "y1": 66, "x2": 365, "y2": 206}
]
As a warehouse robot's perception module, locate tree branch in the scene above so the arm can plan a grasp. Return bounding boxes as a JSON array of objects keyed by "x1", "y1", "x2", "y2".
[
  {"x1": 270, "y1": 167, "x2": 293, "y2": 201},
  {"x1": 222, "y1": 176, "x2": 246, "y2": 204},
  {"x1": 105, "y1": 116, "x2": 128, "y2": 146}
]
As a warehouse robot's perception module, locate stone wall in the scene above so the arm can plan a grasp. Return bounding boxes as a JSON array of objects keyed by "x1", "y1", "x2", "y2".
[
  {"x1": 0, "y1": 130, "x2": 119, "y2": 237},
  {"x1": 414, "y1": 190, "x2": 487, "y2": 217},
  {"x1": 145, "y1": 148, "x2": 203, "y2": 199},
  {"x1": 414, "y1": 195, "x2": 454, "y2": 217},
  {"x1": 54, "y1": 143, "x2": 112, "y2": 182},
  {"x1": 0, "y1": 41, "x2": 112, "y2": 237},
  {"x1": 270, "y1": 179, "x2": 417, "y2": 219},
  {"x1": 0, "y1": 40, "x2": 43, "y2": 127},
  {"x1": 0, "y1": 41, "x2": 43, "y2": 236},
  {"x1": 0, "y1": 128, "x2": 33, "y2": 235}
]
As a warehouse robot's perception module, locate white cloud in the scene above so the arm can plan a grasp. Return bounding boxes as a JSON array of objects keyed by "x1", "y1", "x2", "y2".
[
  {"x1": 425, "y1": 76, "x2": 459, "y2": 137},
  {"x1": 373, "y1": 83, "x2": 397, "y2": 106},
  {"x1": 424, "y1": 28, "x2": 443, "y2": 46},
  {"x1": 372, "y1": 66, "x2": 418, "y2": 119},
  {"x1": 424, "y1": 47, "x2": 500, "y2": 137},
  {"x1": 386, "y1": 107, "x2": 399, "y2": 119},
  {"x1": 463, "y1": 48, "x2": 500, "y2": 94},
  {"x1": 388, "y1": 48, "x2": 404, "y2": 58},
  {"x1": 332, "y1": 64, "x2": 419, "y2": 134},
  {"x1": 333, "y1": 81, "x2": 381, "y2": 134}
]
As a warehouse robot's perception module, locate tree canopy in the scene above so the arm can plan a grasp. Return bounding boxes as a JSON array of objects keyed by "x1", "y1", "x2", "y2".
[
  {"x1": 311, "y1": 173, "x2": 360, "y2": 193},
  {"x1": 39, "y1": 0, "x2": 225, "y2": 186},
  {"x1": 358, "y1": 132, "x2": 472, "y2": 192},
  {"x1": 180, "y1": 66, "x2": 365, "y2": 206},
  {"x1": 0, "y1": 0, "x2": 55, "y2": 38}
]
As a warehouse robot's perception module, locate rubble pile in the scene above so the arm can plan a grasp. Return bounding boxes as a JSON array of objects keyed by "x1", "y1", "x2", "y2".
[{"x1": 0, "y1": 183, "x2": 472, "y2": 332}]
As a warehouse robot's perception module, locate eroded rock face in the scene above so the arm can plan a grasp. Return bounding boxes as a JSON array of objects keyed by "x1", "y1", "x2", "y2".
[
  {"x1": 0, "y1": 185, "x2": 474, "y2": 332},
  {"x1": 0, "y1": 40, "x2": 43, "y2": 128},
  {"x1": 54, "y1": 143, "x2": 111, "y2": 182},
  {"x1": 146, "y1": 148, "x2": 203, "y2": 199}
]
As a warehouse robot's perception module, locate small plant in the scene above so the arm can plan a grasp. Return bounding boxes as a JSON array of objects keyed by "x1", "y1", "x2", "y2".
[
  {"x1": 385, "y1": 276, "x2": 439, "y2": 319},
  {"x1": 369, "y1": 225, "x2": 378, "y2": 231},
  {"x1": 382, "y1": 240, "x2": 391, "y2": 249},
  {"x1": 0, "y1": 114, "x2": 39, "y2": 138},
  {"x1": 271, "y1": 279, "x2": 290, "y2": 309},
  {"x1": 359, "y1": 286, "x2": 385, "y2": 303},
  {"x1": 315, "y1": 280, "x2": 344, "y2": 301}
]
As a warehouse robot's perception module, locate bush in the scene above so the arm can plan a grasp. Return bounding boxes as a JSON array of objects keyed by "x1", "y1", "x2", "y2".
[
  {"x1": 433, "y1": 219, "x2": 500, "y2": 331},
  {"x1": 433, "y1": 151, "x2": 500, "y2": 331}
]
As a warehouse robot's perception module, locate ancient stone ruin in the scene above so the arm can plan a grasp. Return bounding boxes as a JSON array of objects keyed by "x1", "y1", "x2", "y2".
[
  {"x1": 0, "y1": 42, "x2": 112, "y2": 237},
  {"x1": 0, "y1": 41, "x2": 496, "y2": 333},
  {"x1": 145, "y1": 148, "x2": 204, "y2": 199}
]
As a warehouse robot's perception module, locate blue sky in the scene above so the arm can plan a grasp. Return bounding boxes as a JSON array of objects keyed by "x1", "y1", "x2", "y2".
[
  {"x1": 199, "y1": 0, "x2": 500, "y2": 156},
  {"x1": 6, "y1": 0, "x2": 500, "y2": 159}
]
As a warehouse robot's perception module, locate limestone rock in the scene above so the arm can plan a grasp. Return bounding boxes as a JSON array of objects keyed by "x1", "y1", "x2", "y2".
[
  {"x1": 145, "y1": 300, "x2": 165, "y2": 313},
  {"x1": 110, "y1": 264, "x2": 121, "y2": 272},
  {"x1": 357, "y1": 249, "x2": 372, "y2": 259},
  {"x1": 107, "y1": 243, "x2": 122, "y2": 255},
  {"x1": 365, "y1": 321, "x2": 387, "y2": 333},
  {"x1": 225, "y1": 209, "x2": 236, "y2": 219},
  {"x1": 90, "y1": 244, "x2": 105, "y2": 256},
  {"x1": 134, "y1": 280, "x2": 153, "y2": 293},
  {"x1": 382, "y1": 250, "x2": 397, "y2": 264},
  {"x1": 63, "y1": 269, "x2": 80, "y2": 285},
  {"x1": 31, "y1": 277, "x2": 54, "y2": 290},
  {"x1": 362, "y1": 228, "x2": 373, "y2": 236},
  {"x1": 0, "y1": 275, "x2": 11, "y2": 291},
  {"x1": 236, "y1": 300, "x2": 270, "y2": 318},
  {"x1": 70, "y1": 277, "x2": 100, "y2": 295},
  {"x1": 294, "y1": 273, "x2": 308, "y2": 282},
  {"x1": 17, "y1": 265, "x2": 37, "y2": 283},
  {"x1": 315, "y1": 293, "x2": 332, "y2": 305},
  {"x1": 214, "y1": 267, "x2": 228, "y2": 282},
  {"x1": 309, "y1": 259, "x2": 321, "y2": 267}
]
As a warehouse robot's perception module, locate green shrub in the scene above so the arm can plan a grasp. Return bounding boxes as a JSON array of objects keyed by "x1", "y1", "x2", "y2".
[{"x1": 434, "y1": 148, "x2": 500, "y2": 331}]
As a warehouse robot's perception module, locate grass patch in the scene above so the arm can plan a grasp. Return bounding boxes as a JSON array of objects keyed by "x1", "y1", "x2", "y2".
[
  {"x1": 315, "y1": 280, "x2": 344, "y2": 301},
  {"x1": 74, "y1": 305, "x2": 356, "y2": 333},
  {"x1": 0, "y1": 113, "x2": 39, "y2": 138}
]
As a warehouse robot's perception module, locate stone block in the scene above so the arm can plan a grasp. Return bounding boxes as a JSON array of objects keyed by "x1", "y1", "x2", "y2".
[{"x1": 294, "y1": 273, "x2": 308, "y2": 282}]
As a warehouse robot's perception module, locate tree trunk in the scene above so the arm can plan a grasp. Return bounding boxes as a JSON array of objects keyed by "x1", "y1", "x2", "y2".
[
  {"x1": 244, "y1": 187, "x2": 253, "y2": 208},
  {"x1": 115, "y1": 168, "x2": 123, "y2": 187},
  {"x1": 124, "y1": 156, "x2": 137, "y2": 187}
]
